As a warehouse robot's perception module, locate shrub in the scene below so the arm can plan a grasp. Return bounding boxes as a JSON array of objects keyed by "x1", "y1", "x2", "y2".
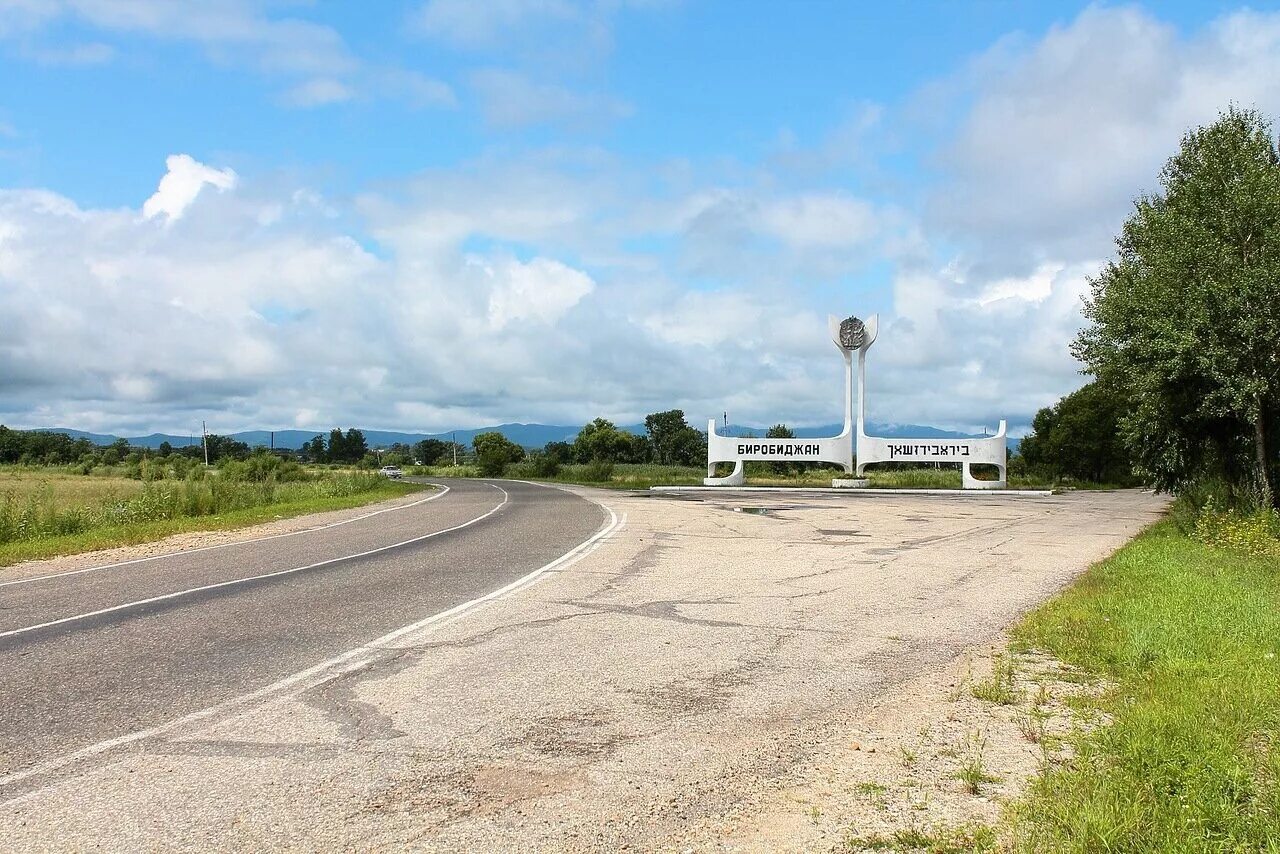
[
  {"x1": 1192, "y1": 496, "x2": 1279, "y2": 558},
  {"x1": 579, "y1": 459, "x2": 615, "y2": 482}
]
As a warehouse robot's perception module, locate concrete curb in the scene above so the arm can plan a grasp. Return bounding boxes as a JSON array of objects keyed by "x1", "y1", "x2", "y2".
[{"x1": 649, "y1": 486, "x2": 1055, "y2": 497}]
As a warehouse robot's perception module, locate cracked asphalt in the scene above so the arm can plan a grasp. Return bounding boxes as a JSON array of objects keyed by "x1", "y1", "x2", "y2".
[
  {"x1": 0, "y1": 485, "x2": 1167, "y2": 851},
  {"x1": 0, "y1": 479, "x2": 603, "y2": 783}
]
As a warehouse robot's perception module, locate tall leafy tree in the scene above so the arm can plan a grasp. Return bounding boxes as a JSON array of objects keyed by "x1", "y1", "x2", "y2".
[
  {"x1": 343, "y1": 428, "x2": 368, "y2": 462},
  {"x1": 1019, "y1": 381, "x2": 1133, "y2": 484},
  {"x1": 472, "y1": 431, "x2": 524, "y2": 477},
  {"x1": 1074, "y1": 107, "x2": 1280, "y2": 504},
  {"x1": 573, "y1": 418, "x2": 643, "y2": 463},
  {"x1": 328, "y1": 429, "x2": 346, "y2": 462},
  {"x1": 412, "y1": 438, "x2": 449, "y2": 465},
  {"x1": 644, "y1": 409, "x2": 705, "y2": 466}
]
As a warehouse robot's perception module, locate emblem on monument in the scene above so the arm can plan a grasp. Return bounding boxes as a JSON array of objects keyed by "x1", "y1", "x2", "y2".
[{"x1": 837, "y1": 316, "x2": 865, "y2": 351}]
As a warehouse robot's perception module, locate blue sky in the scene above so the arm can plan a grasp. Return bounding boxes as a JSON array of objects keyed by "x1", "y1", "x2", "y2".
[{"x1": 1, "y1": 1, "x2": 1278, "y2": 436}]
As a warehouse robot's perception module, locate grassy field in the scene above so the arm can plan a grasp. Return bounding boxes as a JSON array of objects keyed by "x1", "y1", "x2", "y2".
[
  {"x1": 1008, "y1": 521, "x2": 1280, "y2": 850},
  {"x1": 0, "y1": 468, "x2": 145, "y2": 504},
  {"x1": 0, "y1": 466, "x2": 424, "y2": 567}
]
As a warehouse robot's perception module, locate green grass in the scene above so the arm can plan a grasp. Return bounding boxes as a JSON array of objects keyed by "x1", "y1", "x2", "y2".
[
  {"x1": 1008, "y1": 521, "x2": 1280, "y2": 851},
  {"x1": 846, "y1": 822, "x2": 998, "y2": 853},
  {"x1": 971, "y1": 654, "x2": 1022, "y2": 705},
  {"x1": 0, "y1": 468, "x2": 145, "y2": 504},
  {"x1": 0, "y1": 467, "x2": 424, "y2": 567}
]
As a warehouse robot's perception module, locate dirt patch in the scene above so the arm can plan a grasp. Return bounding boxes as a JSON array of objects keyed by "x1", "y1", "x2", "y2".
[{"x1": 671, "y1": 640, "x2": 1107, "y2": 852}]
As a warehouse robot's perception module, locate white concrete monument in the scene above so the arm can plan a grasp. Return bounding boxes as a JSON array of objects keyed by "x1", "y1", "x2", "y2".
[{"x1": 705, "y1": 314, "x2": 1007, "y2": 489}]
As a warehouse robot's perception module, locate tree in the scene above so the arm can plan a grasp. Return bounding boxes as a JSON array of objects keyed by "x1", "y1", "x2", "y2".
[
  {"x1": 765, "y1": 423, "x2": 800, "y2": 474},
  {"x1": 343, "y1": 428, "x2": 368, "y2": 462},
  {"x1": 1019, "y1": 381, "x2": 1134, "y2": 484},
  {"x1": 542, "y1": 441, "x2": 573, "y2": 464},
  {"x1": 472, "y1": 431, "x2": 524, "y2": 477},
  {"x1": 643, "y1": 409, "x2": 707, "y2": 466},
  {"x1": 328, "y1": 429, "x2": 346, "y2": 462},
  {"x1": 300, "y1": 435, "x2": 327, "y2": 462},
  {"x1": 1074, "y1": 107, "x2": 1280, "y2": 505},
  {"x1": 158, "y1": 441, "x2": 173, "y2": 457},
  {"x1": 413, "y1": 438, "x2": 449, "y2": 465},
  {"x1": 202, "y1": 434, "x2": 249, "y2": 463},
  {"x1": 645, "y1": 410, "x2": 685, "y2": 465},
  {"x1": 573, "y1": 418, "x2": 646, "y2": 463}
]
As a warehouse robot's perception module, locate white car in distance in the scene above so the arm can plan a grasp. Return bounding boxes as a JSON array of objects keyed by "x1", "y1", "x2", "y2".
[{"x1": 379, "y1": 465, "x2": 403, "y2": 479}]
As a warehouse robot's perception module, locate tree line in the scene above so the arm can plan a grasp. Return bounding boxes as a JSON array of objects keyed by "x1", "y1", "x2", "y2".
[
  {"x1": 467, "y1": 410, "x2": 709, "y2": 477},
  {"x1": 1021, "y1": 106, "x2": 1279, "y2": 506}
]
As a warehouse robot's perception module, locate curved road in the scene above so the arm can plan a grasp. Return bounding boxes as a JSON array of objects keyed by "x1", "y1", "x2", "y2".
[{"x1": 0, "y1": 478, "x2": 605, "y2": 783}]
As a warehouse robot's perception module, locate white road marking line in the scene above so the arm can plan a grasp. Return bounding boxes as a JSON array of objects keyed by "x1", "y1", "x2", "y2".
[
  {"x1": 0, "y1": 484, "x2": 508, "y2": 641},
  {"x1": 0, "y1": 491, "x2": 623, "y2": 797},
  {"x1": 0, "y1": 481, "x2": 454, "y2": 589}
]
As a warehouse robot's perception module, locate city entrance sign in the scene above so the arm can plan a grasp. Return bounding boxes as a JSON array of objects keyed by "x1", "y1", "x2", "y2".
[{"x1": 705, "y1": 314, "x2": 1007, "y2": 489}]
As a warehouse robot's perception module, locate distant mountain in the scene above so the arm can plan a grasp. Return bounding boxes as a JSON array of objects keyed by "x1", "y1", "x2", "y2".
[{"x1": 26, "y1": 421, "x2": 1019, "y2": 454}]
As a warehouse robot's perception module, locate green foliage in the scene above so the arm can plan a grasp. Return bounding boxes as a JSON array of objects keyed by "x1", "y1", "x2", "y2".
[
  {"x1": 201, "y1": 433, "x2": 250, "y2": 462},
  {"x1": 573, "y1": 417, "x2": 649, "y2": 464},
  {"x1": 472, "y1": 431, "x2": 525, "y2": 477},
  {"x1": 644, "y1": 409, "x2": 707, "y2": 466},
  {"x1": 578, "y1": 459, "x2": 615, "y2": 482},
  {"x1": 411, "y1": 438, "x2": 450, "y2": 466},
  {"x1": 1011, "y1": 522, "x2": 1280, "y2": 850},
  {"x1": 527, "y1": 452, "x2": 561, "y2": 478},
  {"x1": 1019, "y1": 380, "x2": 1136, "y2": 484},
  {"x1": 1191, "y1": 496, "x2": 1280, "y2": 557},
  {"x1": 217, "y1": 450, "x2": 308, "y2": 483},
  {"x1": 1073, "y1": 107, "x2": 1280, "y2": 505}
]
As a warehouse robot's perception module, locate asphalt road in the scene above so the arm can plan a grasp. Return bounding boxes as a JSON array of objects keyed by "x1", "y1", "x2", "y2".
[{"x1": 0, "y1": 478, "x2": 605, "y2": 783}]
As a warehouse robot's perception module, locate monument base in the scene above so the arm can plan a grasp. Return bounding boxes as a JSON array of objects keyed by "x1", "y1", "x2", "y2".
[{"x1": 832, "y1": 478, "x2": 869, "y2": 489}]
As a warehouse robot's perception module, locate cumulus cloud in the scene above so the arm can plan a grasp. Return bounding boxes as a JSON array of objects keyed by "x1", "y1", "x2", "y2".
[
  {"x1": 142, "y1": 155, "x2": 238, "y2": 221},
  {"x1": 928, "y1": 5, "x2": 1280, "y2": 270},
  {"x1": 482, "y1": 256, "x2": 595, "y2": 329}
]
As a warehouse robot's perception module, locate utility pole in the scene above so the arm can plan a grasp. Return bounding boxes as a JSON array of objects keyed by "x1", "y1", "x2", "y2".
[
  {"x1": 452, "y1": 432, "x2": 458, "y2": 466},
  {"x1": 202, "y1": 421, "x2": 209, "y2": 466},
  {"x1": 723, "y1": 411, "x2": 729, "y2": 434}
]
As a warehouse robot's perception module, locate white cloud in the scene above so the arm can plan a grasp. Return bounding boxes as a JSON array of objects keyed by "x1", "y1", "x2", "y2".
[
  {"x1": 413, "y1": 0, "x2": 579, "y2": 50},
  {"x1": 758, "y1": 193, "x2": 878, "y2": 249},
  {"x1": 376, "y1": 69, "x2": 457, "y2": 109},
  {"x1": 281, "y1": 78, "x2": 355, "y2": 108},
  {"x1": 142, "y1": 154, "x2": 238, "y2": 221},
  {"x1": 482, "y1": 256, "x2": 595, "y2": 328},
  {"x1": 0, "y1": 1, "x2": 456, "y2": 110},
  {"x1": 928, "y1": 6, "x2": 1280, "y2": 269},
  {"x1": 472, "y1": 69, "x2": 632, "y2": 129}
]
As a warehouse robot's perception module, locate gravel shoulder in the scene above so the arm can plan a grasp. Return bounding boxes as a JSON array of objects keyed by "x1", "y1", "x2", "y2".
[{"x1": 0, "y1": 487, "x2": 1167, "y2": 850}]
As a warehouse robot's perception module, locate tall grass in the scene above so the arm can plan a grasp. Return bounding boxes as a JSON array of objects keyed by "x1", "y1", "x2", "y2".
[
  {"x1": 1010, "y1": 522, "x2": 1280, "y2": 850},
  {"x1": 0, "y1": 469, "x2": 396, "y2": 548}
]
